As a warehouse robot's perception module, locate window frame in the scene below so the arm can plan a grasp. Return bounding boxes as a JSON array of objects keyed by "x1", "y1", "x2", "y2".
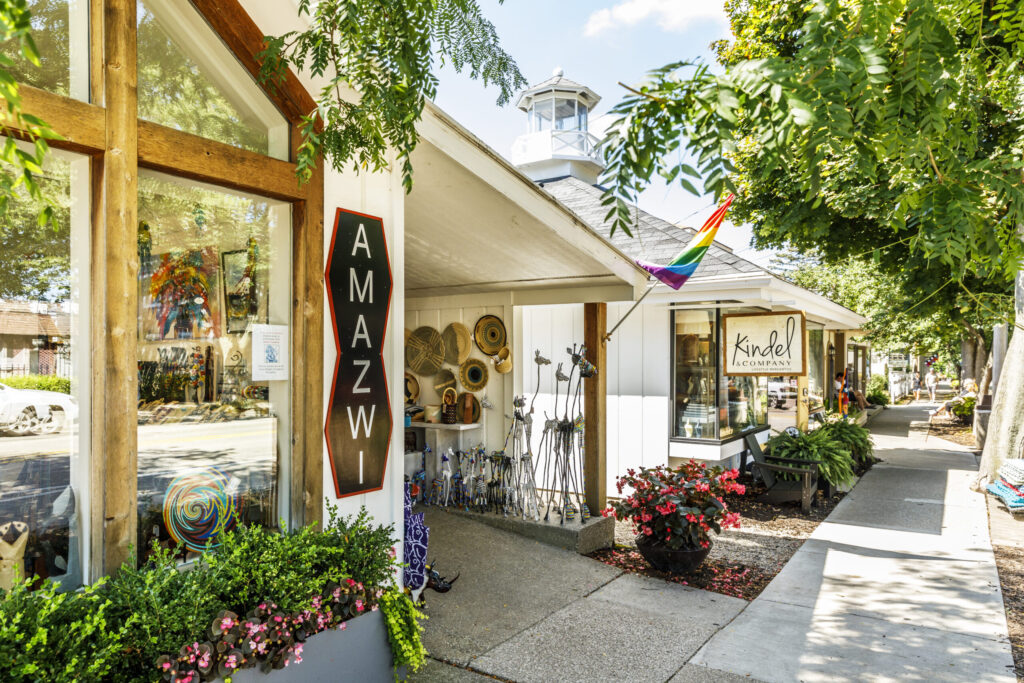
[{"x1": 5, "y1": 0, "x2": 324, "y2": 581}]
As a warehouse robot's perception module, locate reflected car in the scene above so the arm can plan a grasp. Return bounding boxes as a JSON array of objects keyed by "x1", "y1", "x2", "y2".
[
  {"x1": 0, "y1": 382, "x2": 78, "y2": 436},
  {"x1": 767, "y1": 378, "x2": 798, "y2": 409}
]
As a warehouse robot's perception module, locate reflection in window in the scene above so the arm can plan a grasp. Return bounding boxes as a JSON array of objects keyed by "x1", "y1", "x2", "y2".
[
  {"x1": 530, "y1": 100, "x2": 552, "y2": 132},
  {"x1": 808, "y1": 328, "x2": 824, "y2": 411},
  {"x1": 0, "y1": 0, "x2": 88, "y2": 99},
  {"x1": 767, "y1": 376, "x2": 798, "y2": 432},
  {"x1": 672, "y1": 310, "x2": 715, "y2": 439},
  {"x1": 554, "y1": 98, "x2": 577, "y2": 130},
  {"x1": 137, "y1": 0, "x2": 288, "y2": 159},
  {"x1": 0, "y1": 144, "x2": 89, "y2": 589},
  {"x1": 720, "y1": 376, "x2": 767, "y2": 439},
  {"x1": 136, "y1": 171, "x2": 290, "y2": 563}
]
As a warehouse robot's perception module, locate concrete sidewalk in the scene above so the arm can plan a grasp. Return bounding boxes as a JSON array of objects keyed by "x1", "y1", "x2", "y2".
[
  {"x1": 410, "y1": 509, "x2": 750, "y2": 683},
  {"x1": 692, "y1": 404, "x2": 1017, "y2": 682}
]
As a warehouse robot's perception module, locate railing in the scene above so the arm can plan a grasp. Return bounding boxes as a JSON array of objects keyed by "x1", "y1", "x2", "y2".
[{"x1": 510, "y1": 130, "x2": 603, "y2": 165}]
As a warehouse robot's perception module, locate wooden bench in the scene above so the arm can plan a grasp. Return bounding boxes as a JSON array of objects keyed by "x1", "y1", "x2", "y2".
[{"x1": 744, "y1": 433, "x2": 820, "y2": 513}]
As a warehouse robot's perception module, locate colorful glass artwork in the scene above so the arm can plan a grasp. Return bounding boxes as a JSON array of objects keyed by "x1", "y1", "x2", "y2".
[{"x1": 162, "y1": 467, "x2": 240, "y2": 552}]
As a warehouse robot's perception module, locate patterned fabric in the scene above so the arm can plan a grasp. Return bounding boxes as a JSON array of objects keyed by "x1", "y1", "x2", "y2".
[
  {"x1": 998, "y1": 459, "x2": 1024, "y2": 485},
  {"x1": 403, "y1": 482, "x2": 429, "y2": 588},
  {"x1": 987, "y1": 480, "x2": 1024, "y2": 512},
  {"x1": 635, "y1": 194, "x2": 733, "y2": 290}
]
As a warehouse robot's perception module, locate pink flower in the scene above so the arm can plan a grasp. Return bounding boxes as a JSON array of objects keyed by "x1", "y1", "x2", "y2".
[
  {"x1": 345, "y1": 578, "x2": 356, "y2": 587},
  {"x1": 642, "y1": 526, "x2": 653, "y2": 536},
  {"x1": 339, "y1": 622, "x2": 347, "y2": 631},
  {"x1": 640, "y1": 512, "x2": 653, "y2": 523},
  {"x1": 355, "y1": 599, "x2": 365, "y2": 612},
  {"x1": 388, "y1": 547, "x2": 397, "y2": 558}
]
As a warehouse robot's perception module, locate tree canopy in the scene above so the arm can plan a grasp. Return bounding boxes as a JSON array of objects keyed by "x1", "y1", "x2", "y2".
[
  {"x1": 259, "y1": 0, "x2": 526, "y2": 192},
  {"x1": 600, "y1": 0, "x2": 1024, "y2": 290}
]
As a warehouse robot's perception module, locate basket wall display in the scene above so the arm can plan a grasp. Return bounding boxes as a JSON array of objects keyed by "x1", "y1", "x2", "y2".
[
  {"x1": 474, "y1": 315, "x2": 506, "y2": 356},
  {"x1": 460, "y1": 358, "x2": 489, "y2": 392}
]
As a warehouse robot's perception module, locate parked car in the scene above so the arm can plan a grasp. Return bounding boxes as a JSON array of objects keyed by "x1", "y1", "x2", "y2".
[
  {"x1": 767, "y1": 378, "x2": 798, "y2": 409},
  {"x1": 0, "y1": 382, "x2": 78, "y2": 436}
]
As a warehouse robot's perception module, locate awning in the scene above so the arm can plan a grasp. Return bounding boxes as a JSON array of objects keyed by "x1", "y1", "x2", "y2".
[{"x1": 405, "y1": 104, "x2": 648, "y2": 305}]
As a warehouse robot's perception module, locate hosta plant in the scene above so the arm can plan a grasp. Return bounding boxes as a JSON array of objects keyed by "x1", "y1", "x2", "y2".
[
  {"x1": 820, "y1": 417, "x2": 875, "y2": 464},
  {"x1": 767, "y1": 428, "x2": 855, "y2": 488},
  {"x1": 604, "y1": 461, "x2": 745, "y2": 550}
]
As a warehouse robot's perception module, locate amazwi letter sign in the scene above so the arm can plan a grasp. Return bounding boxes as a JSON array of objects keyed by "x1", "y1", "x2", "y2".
[
  {"x1": 325, "y1": 209, "x2": 393, "y2": 497},
  {"x1": 722, "y1": 311, "x2": 806, "y2": 376}
]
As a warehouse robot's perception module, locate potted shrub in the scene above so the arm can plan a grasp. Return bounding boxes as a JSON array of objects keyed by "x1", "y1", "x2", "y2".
[
  {"x1": 767, "y1": 428, "x2": 855, "y2": 497},
  {"x1": 603, "y1": 461, "x2": 745, "y2": 574},
  {"x1": 0, "y1": 506, "x2": 426, "y2": 683}
]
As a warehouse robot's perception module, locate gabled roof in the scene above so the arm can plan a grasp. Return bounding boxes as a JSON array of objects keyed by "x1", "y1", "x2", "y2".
[
  {"x1": 0, "y1": 300, "x2": 70, "y2": 338},
  {"x1": 515, "y1": 74, "x2": 601, "y2": 111},
  {"x1": 539, "y1": 176, "x2": 769, "y2": 280}
]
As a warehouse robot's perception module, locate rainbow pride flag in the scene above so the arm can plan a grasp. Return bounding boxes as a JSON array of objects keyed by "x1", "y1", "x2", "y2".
[{"x1": 636, "y1": 194, "x2": 734, "y2": 290}]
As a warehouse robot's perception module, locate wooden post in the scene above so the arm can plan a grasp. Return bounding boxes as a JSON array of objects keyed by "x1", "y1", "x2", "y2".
[
  {"x1": 796, "y1": 322, "x2": 809, "y2": 430},
  {"x1": 99, "y1": 0, "x2": 138, "y2": 574},
  {"x1": 291, "y1": 126, "x2": 325, "y2": 529},
  {"x1": 583, "y1": 303, "x2": 607, "y2": 516}
]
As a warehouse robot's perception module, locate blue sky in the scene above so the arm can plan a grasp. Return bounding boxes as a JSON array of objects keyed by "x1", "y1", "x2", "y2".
[{"x1": 434, "y1": 0, "x2": 773, "y2": 267}]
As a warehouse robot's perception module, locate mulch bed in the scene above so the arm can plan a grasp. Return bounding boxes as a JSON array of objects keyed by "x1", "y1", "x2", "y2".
[
  {"x1": 993, "y1": 545, "x2": 1024, "y2": 681},
  {"x1": 592, "y1": 464, "x2": 876, "y2": 602},
  {"x1": 926, "y1": 418, "x2": 978, "y2": 449}
]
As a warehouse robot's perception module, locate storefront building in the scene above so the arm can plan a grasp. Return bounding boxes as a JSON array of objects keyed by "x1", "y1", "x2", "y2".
[
  {"x1": 0, "y1": 1, "x2": 649, "y2": 588},
  {"x1": 511, "y1": 74, "x2": 868, "y2": 487}
]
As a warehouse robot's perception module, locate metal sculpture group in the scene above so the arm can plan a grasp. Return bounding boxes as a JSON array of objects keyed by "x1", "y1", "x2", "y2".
[{"x1": 410, "y1": 345, "x2": 596, "y2": 526}]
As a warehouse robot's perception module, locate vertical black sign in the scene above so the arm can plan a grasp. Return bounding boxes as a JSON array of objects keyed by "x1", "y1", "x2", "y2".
[{"x1": 325, "y1": 208, "x2": 393, "y2": 497}]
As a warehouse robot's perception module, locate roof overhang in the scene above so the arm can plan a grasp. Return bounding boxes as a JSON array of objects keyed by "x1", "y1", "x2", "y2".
[
  {"x1": 405, "y1": 103, "x2": 648, "y2": 305},
  {"x1": 644, "y1": 272, "x2": 867, "y2": 332}
]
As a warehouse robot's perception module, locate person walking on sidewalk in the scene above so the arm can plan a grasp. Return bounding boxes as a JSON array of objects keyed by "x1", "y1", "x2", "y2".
[
  {"x1": 925, "y1": 367, "x2": 938, "y2": 402},
  {"x1": 912, "y1": 370, "x2": 922, "y2": 401}
]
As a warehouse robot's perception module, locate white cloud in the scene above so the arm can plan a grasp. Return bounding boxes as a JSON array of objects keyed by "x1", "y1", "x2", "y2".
[{"x1": 584, "y1": 0, "x2": 727, "y2": 37}]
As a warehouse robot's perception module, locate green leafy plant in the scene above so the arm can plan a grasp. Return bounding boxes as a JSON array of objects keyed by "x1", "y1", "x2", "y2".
[
  {"x1": 767, "y1": 428, "x2": 855, "y2": 488},
  {"x1": 0, "y1": 505, "x2": 424, "y2": 683},
  {"x1": 0, "y1": 579, "x2": 124, "y2": 683},
  {"x1": 0, "y1": 0, "x2": 61, "y2": 225},
  {"x1": 820, "y1": 417, "x2": 875, "y2": 464},
  {"x1": 604, "y1": 461, "x2": 745, "y2": 551},
  {"x1": 0, "y1": 373, "x2": 70, "y2": 393},
  {"x1": 866, "y1": 390, "x2": 890, "y2": 407},
  {"x1": 379, "y1": 587, "x2": 428, "y2": 672},
  {"x1": 258, "y1": 0, "x2": 526, "y2": 192},
  {"x1": 951, "y1": 395, "x2": 977, "y2": 424}
]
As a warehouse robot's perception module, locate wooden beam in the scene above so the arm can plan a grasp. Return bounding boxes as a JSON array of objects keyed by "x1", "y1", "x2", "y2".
[
  {"x1": 138, "y1": 121, "x2": 308, "y2": 201},
  {"x1": 189, "y1": 0, "x2": 317, "y2": 126},
  {"x1": 298, "y1": 129, "x2": 325, "y2": 530},
  {"x1": 15, "y1": 85, "x2": 105, "y2": 153},
  {"x1": 100, "y1": 0, "x2": 139, "y2": 574},
  {"x1": 583, "y1": 303, "x2": 608, "y2": 516}
]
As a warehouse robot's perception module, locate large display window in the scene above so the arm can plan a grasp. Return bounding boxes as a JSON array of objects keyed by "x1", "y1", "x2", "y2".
[
  {"x1": 672, "y1": 310, "x2": 716, "y2": 439},
  {"x1": 135, "y1": 172, "x2": 291, "y2": 562},
  {"x1": 0, "y1": 144, "x2": 90, "y2": 589},
  {"x1": 808, "y1": 328, "x2": 825, "y2": 411},
  {"x1": 137, "y1": 0, "x2": 289, "y2": 160},
  {"x1": 0, "y1": 0, "x2": 89, "y2": 101}
]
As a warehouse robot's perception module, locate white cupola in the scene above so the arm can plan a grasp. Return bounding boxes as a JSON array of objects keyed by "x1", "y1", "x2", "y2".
[{"x1": 510, "y1": 68, "x2": 604, "y2": 184}]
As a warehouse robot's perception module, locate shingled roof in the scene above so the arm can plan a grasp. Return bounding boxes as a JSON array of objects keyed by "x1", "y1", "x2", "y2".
[{"x1": 538, "y1": 176, "x2": 770, "y2": 280}]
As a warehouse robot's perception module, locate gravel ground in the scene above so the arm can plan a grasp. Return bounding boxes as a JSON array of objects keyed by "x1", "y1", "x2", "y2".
[
  {"x1": 926, "y1": 418, "x2": 978, "y2": 449},
  {"x1": 601, "y1": 473, "x2": 859, "y2": 600},
  {"x1": 993, "y1": 545, "x2": 1024, "y2": 681}
]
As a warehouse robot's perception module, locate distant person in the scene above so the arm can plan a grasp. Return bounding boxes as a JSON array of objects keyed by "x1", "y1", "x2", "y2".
[
  {"x1": 925, "y1": 368, "x2": 938, "y2": 402},
  {"x1": 834, "y1": 372, "x2": 848, "y2": 416},
  {"x1": 930, "y1": 380, "x2": 978, "y2": 420},
  {"x1": 912, "y1": 371, "x2": 922, "y2": 401}
]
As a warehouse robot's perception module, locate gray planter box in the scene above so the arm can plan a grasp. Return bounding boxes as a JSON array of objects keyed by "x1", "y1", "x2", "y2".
[
  {"x1": 974, "y1": 409, "x2": 991, "y2": 451},
  {"x1": 230, "y1": 609, "x2": 401, "y2": 683}
]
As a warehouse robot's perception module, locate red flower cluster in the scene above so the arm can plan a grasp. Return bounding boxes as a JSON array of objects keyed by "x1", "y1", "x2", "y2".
[{"x1": 603, "y1": 460, "x2": 747, "y2": 551}]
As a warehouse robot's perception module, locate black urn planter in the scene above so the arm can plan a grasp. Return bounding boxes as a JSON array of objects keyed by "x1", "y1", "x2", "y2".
[{"x1": 635, "y1": 537, "x2": 711, "y2": 574}]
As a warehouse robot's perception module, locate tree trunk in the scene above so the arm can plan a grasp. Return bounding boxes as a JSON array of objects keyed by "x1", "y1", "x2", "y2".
[
  {"x1": 959, "y1": 324, "x2": 987, "y2": 384},
  {"x1": 978, "y1": 352, "x2": 992, "y2": 400},
  {"x1": 976, "y1": 263, "x2": 1024, "y2": 487}
]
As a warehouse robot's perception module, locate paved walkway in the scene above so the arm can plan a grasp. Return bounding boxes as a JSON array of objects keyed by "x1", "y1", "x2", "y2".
[
  {"x1": 693, "y1": 403, "x2": 1016, "y2": 682},
  {"x1": 410, "y1": 404, "x2": 1016, "y2": 682}
]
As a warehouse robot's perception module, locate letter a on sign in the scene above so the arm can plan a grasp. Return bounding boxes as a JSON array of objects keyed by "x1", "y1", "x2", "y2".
[{"x1": 325, "y1": 209, "x2": 393, "y2": 497}]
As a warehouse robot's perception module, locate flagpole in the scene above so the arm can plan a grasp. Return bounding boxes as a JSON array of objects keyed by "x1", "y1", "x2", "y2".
[{"x1": 603, "y1": 281, "x2": 657, "y2": 342}]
